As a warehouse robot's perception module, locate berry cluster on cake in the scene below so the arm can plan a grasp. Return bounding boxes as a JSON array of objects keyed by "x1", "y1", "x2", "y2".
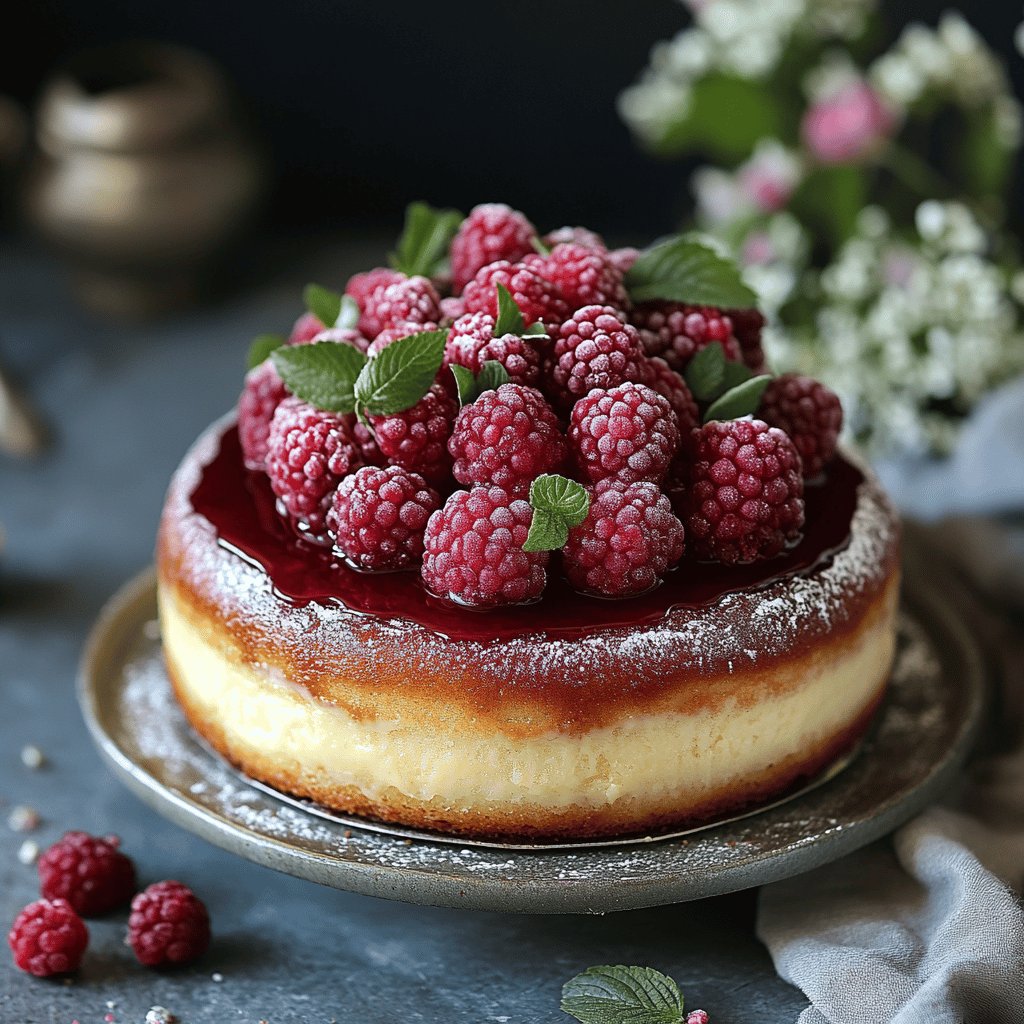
[{"x1": 157, "y1": 202, "x2": 900, "y2": 841}]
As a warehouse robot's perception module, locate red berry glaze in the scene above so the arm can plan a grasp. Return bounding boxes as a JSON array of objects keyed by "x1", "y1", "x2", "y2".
[
  {"x1": 38, "y1": 831, "x2": 137, "y2": 917},
  {"x1": 422, "y1": 486, "x2": 549, "y2": 606},
  {"x1": 448, "y1": 383, "x2": 567, "y2": 491},
  {"x1": 633, "y1": 302, "x2": 741, "y2": 372},
  {"x1": 8, "y1": 899, "x2": 88, "y2": 977},
  {"x1": 370, "y1": 384, "x2": 458, "y2": 484},
  {"x1": 128, "y1": 881, "x2": 210, "y2": 968},
  {"x1": 758, "y1": 373, "x2": 843, "y2": 478},
  {"x1": 540, "y1": 242, "x2": 630, "y2": 311},
  {"x1": 450, "y1": 203, "x2": 536, "y2": 292},
  {"x1": 687, "y1": 418, "x2": 805, "y2": 564},
  {"x1": 461, "y1": 260, "x2": 568, "y2": 336}
]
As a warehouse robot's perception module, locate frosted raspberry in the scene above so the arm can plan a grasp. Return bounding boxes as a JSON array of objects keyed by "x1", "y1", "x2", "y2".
[
  {"x1": 687, "y1": 418, "x2": 805, "y2": 563},
  {"x1": 439, "y1": 295, "x2": 466, "y2": 323},
  {"x1": 328, "y1": 465, "x2": 440, "y2": 571},
  {"x1": 266, "y1": 397, "x2": 361, "y2": 536},
  {"x1": 312, "y1": 325, "x2": 371, "y2": 353},
  {"x1": 368, "y1": 321, "x2": 439, "y2": 356},
  {"x1": 359, "y1": 274, "x2": 441, "y2": 338},
  {"x1": 422, "y1": 486, "x2": 549, "y2": 606},
  {"x1": 449, "y1": 384, "x2": 567, "y2": 491},
  {"x1": 288, "y1": 311, "x2": 325, "y2": 345},
  {"x1": 450, "y1": 203, "x2": 536, "y2": 291},
  {"x1": 542, "y1": 226, "x2": 606, "y2": 251},
  {"x1": 541, "y1": 242, "x2": 630, "y2": 311},
  {"x1": 8, "y1": 899, "x2": 88, "y2": 977},
  {"x1": 445, "y1": 312, "x2": 496, "y2": 373},
  {"x1": 345, "y1": 266, "x2": 403, "y2": 312},
  {"x1": 238, "y1": 360, "x2": 290, "y2": 471},
  {"x1": 607, "y1": 246, "x2": 640, "y2": 275},
  {"x1": 445, "y1": 313, "x2": 542, "y2": 387},
  {"x1": 370, "y1": 384, "x2": 458, "y2": 484},
  {"x1": 641, "y1": 356, "x2": 700, "y2": 435},
  {"x1": 38, "y1": 832, "x2": 136, "y2": 917},
  {"x1": 728, "y1": 307, "x2": 768, "y2": 373},
  {"x1": 569, "y1": 381, "x2": 679, "y2": 485},
  {"x1": 632, "y1": 302, "x2": 741, "y2": 371},
  {"x1": 461, "y1": 260, "x2": 568, "y2": 336},
  {"x1": 759, "y1": 373, "x2": 843, "y2": 478},
  {"x1": 687, "y1": 1012, "x2": 710, "y2": 1024},
  {"x1": 551, "y1": 305, "x2": 646, "y2": 409},
  {"x1": 350, "y1": 418, "x2": 384, "y2": 466},
  {"x1": 564, "y1": 479, "x2": 684, "y2": 597},
  {"x1": 128, "y1": 881, "x2": 210, "y2": 968}
]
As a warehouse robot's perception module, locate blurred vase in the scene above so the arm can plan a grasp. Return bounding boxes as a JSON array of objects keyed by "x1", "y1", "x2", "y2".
[{"x1": 22, "y1": 42, "x2": 266, "y2": 318}]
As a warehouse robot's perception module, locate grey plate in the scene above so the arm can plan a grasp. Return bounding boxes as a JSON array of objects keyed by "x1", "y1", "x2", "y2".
[{"x1": 78, "y1": 565, "x2": 986, "y2": 914}]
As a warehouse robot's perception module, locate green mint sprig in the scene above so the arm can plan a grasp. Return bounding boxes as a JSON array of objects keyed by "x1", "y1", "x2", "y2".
[
  {"x1": 683, "y1": 342, "x2": 772, "y2": 423},
  {"x1": 450, "y1": 360, "x2": 510, "y2": 407},
  {"x1": 389, "y1": 201, "x2": 463, "y2": 278},
  {"x1": 303, "y1": 284, "x2": 360, "y2": 331},
  {"x1": 523, "y1": 474, "x2": 590, "y2": 552},
  {"x1": 561, "y1": 965, "x2": 686, "y2": 1024},
  {"x1": 703, "y1": 374, "x2": 771, "y2": 423},
  {"x1": 247, "y1": 333, "x2": 286, "y2": 370},
  {"x1": 493, "y1": 283, "x2": 548, "y2": 339},
  {"x1": 271, "y1": 341, "x2": 367, "y2": 413}
]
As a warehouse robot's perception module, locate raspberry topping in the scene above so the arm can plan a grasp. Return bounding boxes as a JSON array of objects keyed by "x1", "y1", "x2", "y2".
[
  {"x1": 128, "y1": 881, "x2": 210, "y2": 968},
  {"x1": 686, "y1": 418, "x2": 805, "y2": 563},
  {"x1": 345, "y1": 266, "x2": 404, "y2": 313},
  {"x1": 551, "y1": 306, "x2": 646, "y2": 409},
  {"x1": 328, "y1": 465, "x2": 440, "y2": 571},
  {"x1": 607, "y1": 246, "x2": 640, "y2": 275},
  {"x1": 422, "y1": 486, "x2": 549, "y2": 606},
  {"x1": 445, "y1": 312, "x2": 496, "y2": 373},
  {"x1": 38, "y1": 832, "x2": 137, "y2": 917},
  {"x1": 288, "y1": 311, "x2": 325, "y2": 345},
  {"x1": 461, "y1": 260, "x2": 568, "y2": 336},
  {"x1": 359, "y1": 275, "x2": 441, "y2": 338},
  {"x1": 370, "y1": 383, "x2": 458, "y2": 484},
  {"x1": 569, "y1": 381, "x2": 680, "y2": 485},
  {"x1": 8, "y1": 899, "x2": 88, "y2": 977},
  {"x1": 758, "y1": 373, "x2": 843, "y2": 478},
  {"x1": 633, "y1": 302, "x2": 741, "y2": 372},
  {"x1": 542, "y1": 226, "x2": 606, "y2": 251},
  {"x1": 563, "y1": 479, "x2": 685, "y2": 597},
  {"x1": 448, "y1": 384, "x2": 567, "y2": 491},
  {"x1": 266, "y1": 397, "x2": 360, "y2": 536},
  {"x1": 238, "y1": 360, "x2": 290, "y2": 471},
  {"x1": 540, "y1": 242, "x2": 630, "y2": 311},
  {"x1": 728, "y1": 306, "x2": 768, "y2": 373},
  {"x1": 450, "y1": 203, "x2": 536, "y2": 291},
  {"x1": 641, "y1": 356, "x2": 700, "y2": 436},
  {"x1": 687, "y1": 1012, "x2": 710, "y2": 1024},
  {"x1": 368, "y1": 321, "x2": 439, "y2": 356},
  {"x1": 312, "y1": 325, "x2": 371, "y2": 353}
]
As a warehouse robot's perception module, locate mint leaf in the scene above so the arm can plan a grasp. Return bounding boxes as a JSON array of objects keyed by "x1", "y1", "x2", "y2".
[
  {"x1": 561, "y1": 965, "x2": 684, "y2": 1024},
  {"x1": 247, "y1": 333, "x2": 286, "y2": 370},
  {"x1": 337, "y1": 294, "x2": 360, "y2": 331},
  {"x1": 494, "y1": 283, "x2": 527, "y2": 337},
  {"x1": 625, "y1": 234, "x2": 757, "y2": 307},
  {"x1": 703, "y1": 374, "x2": 772, "y2": 423},
  {"x1": 389, "y1": 201, "x2": 463, "y2": 278},
  {"x1": 721, "y1": 359, "x2": 755, "y2": 390},
  {"x1": 684, "y1": 342, "x2": 727, "y2": 402},
  {"x1": 523, "y1": 474, "x2": 590, "y2": 552},
  {"x1": 531, "y1": 235, "x2": 552, "y2": 256},
  {"x1": 272, "y1": 341, "x2": 367, "y2": 414},
  {"x1": 524, "y1": 322, "x2": 548, "y2": 338},
  {"x1": 477, "y1": 360, "x2": 509, "y2": 395},
  {"x1": 303, "y1": 283, "x2": 343, "y2": 328},
  {"x1": 451, "y1": 360, "x2": 510, "y2": 406},
  {"x1": 450, "y1": 364, "x2": 476, "y2": 407},
  {"x1": 354, "y1": 329, "x2": 447, "y2": 417}
]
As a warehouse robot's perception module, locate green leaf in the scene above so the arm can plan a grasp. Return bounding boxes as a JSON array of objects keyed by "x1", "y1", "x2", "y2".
[
  {"x1": 531, "y1": 235, "x2": 552, "y2": 256},
  {"x1": 703, "y1": 374, "x2": 772, "y2": 423},
  {"x1": 721, "y1": 359, "x2": 755, "y2": 390},
  {"x1": 389, "y1": 201, "x2": 463, "y2": 278},
  {"x1": 523, "y1": 474, "x2": 590, "y2": 552},
  {"x1": 524, "y1": 322, "x2": 548, "y2": 338},
  {"x1": 450, "y1": 364, "x2": 477, "y2": 407},
  {"x1": 494, "y1": 283, "x2": 527, "y2": 337},
  {"x1": 451, "y1": 360, "x2": 510, "y2": 406},
  {"x1": 354, "y1": 329, "x2": 447, "y2": 417},
  {"x1": 337, "y1": 294, "x2": 360, "y2": 331},
  {"x1": 625, "y1": 235, "x2": 756, "y2": 308},
  {"x1": 271, "y1": 341, "x2": 368, "y2": 414},
  {"x1": 303, "y1": 283, "x2": 343, "y2": 328},
  {"x1": 561, "y1": 965, "x2": 684, "y2": 1024},
  {"x1": 684, "y1": 342, "x2": 727, "y2": 402},
  {"x1": 247, "y1": 333, "x2": 286, "y2": 370},
  {"x1": 477, "y1": 360, "x2": 510, "y2": 395}
]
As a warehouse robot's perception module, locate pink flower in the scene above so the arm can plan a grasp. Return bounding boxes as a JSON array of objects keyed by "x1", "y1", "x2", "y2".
[{"x1": 802, "y1": 80, "x2": 895, "y2": 165}]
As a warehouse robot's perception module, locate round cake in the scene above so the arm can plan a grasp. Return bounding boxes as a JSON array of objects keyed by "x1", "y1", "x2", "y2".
[{"x1": 156, "y1": 204, "x2": 901, "y2": 841}]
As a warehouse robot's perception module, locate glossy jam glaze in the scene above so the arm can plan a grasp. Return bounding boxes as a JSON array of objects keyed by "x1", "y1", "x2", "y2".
[{"x1": 189, "y1": 425, "x2": 863, "y2": 644}]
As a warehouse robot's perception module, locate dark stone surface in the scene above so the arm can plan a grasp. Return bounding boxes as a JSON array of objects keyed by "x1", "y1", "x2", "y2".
[{"x1": 0, "y1": 245, "x2": 809, "y2": 1023}]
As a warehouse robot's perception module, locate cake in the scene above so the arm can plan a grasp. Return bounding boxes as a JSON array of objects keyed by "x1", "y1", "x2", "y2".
[{"x1": 156, "y1": 203, "x2": 900, "y2": 842}]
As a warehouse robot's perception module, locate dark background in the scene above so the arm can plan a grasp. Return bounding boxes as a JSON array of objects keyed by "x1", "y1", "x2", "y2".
[{"x1": 5, "y1": 0, "x2": 1024, "y2": 240}]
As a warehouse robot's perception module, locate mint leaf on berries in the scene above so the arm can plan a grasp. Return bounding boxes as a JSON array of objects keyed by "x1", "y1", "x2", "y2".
[
  {"x1": 303, "y1": 283, "x2": 344, "y2": 328},
  {"x1": 272, "y1": 341, "x2": 367, "y2": 414},
  {"x1": 703, "y1": 374, "x2": 772, "y2": 423},
  {"x1": 452, "y1": 360, "x2": 511, "y2": 406},
  {"x1": 523, "y1": 474, "x2": 590, "y2": 552},
  {"x1": 389, "y1": 201, "x2": 463, "y2": 278},
  {"x1": 247, "y1": 333, "x2": 286, "y2": 370},
  {"x1": 494, "y1": 283, "x2": 528, "y2": 336},
  {"x1": 625, "y1": 235, "x2": 757, "y2": 308},
  {"x1": 684, "y1": 342, "x2": 727, "y2": 402},
  {"x1": 354, "y1": 329, "x2": 447, "y2": 418},
  {"x1": 561, "y1": 965, "x2": 685, "y2": 1024},
  {"x1": 337, "y1": 294, "x2": 360, "y2": 331}
]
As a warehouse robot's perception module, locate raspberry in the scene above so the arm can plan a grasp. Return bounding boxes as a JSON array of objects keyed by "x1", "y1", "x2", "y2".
[
  {"x1": 266, "y1": 397, "x2": 360, "y2": 536},
  {"x1": 345, "y1": 266, "x2": 403, "y2": 313},
  {"x1": 128, "y1": 881, "x2": 210, "y2": 968},
  {"x1": 8, "y1": 898, "x2": 88, "y2": 977},
  {"x1": 542, "y1": 226, "x2": 606, "y2": 251},
  {"x1": 238, "y1": 360, "x2": 290, "y2": 471},
  {"x1": 641, "y1": 356, "x2": 700, "y2": 435},
  {"x1": 445, "y1": 313, "x2": 543, "y2": 387},
  {"x1": 370, "y1": 384, "x2": 458, "y2": 484},
  {"x1": 288, "y1": 311, "x2": 325, "y2": 345},
  {"x1": 328, "y1": 465, "x2": 440, "y2": 571},
  {"x1": 439, "y1": 295, "x2": 466, "y2": 323},
  {"x1": 687, "y1": 1012, "x2": 710, "y2": 1024},
  {"x1": 551, "y1": 306, "x2": 646, "y2": 409},
  {"x1": 461, "y1": 260, "x2": 568, "y2": 336},
  {"x1": 569, "y1": 382, "x2": 679, "y2": 485},
  {"x1": 450, "y1": 203, "x2": 536, "y2": 291},
  {"x1": 607, "y1": 246, "x2": 640, "y2": 275},
  {"x1": 540, "y1": 242, "x2": 630, "y2": 311},
  {"x1": 359, "y1": 275, "x2": 441, "y2": 338},
  {"x1": 687, "y1": 418, "x2": 805, "y2": 564},
  {"x1": 632, "y1": 302, "x2": 741, "y2": 372},
  {"x1": 38, "y1": 832, "x2": 137, "y2": 917},
  {"x1": 563, "y1": 479, "x2": 684, "y2": 597},
  {"x1": 312, "y1": 325, "x2": 371, "y2": 354},
  {"x1": 445, "y1": 312, "x2": 496, "y2": 373},
  {"x1": 758, "y1": 374, "x2": 843, "y2": 478},
  {"x1": 422, "y1": 486, "x2": 548, "y2": 606},
  {"x1": 728, "y1": 306, "x2": 768, "y2": 373},
  {"x1": 350, "y1": 418, "x2": 384, "y2": 466},
  {"x1": 368, "y1": 321, "x2": 439, "y2": 356},
  {"x1": 449, "y1": 384, "x2": 566, "y2": 491}
]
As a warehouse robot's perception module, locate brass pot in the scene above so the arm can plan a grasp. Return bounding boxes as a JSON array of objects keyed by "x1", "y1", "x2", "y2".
[{"x1": 23, "y1": 42, "x2": 267, "y2": 317}]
